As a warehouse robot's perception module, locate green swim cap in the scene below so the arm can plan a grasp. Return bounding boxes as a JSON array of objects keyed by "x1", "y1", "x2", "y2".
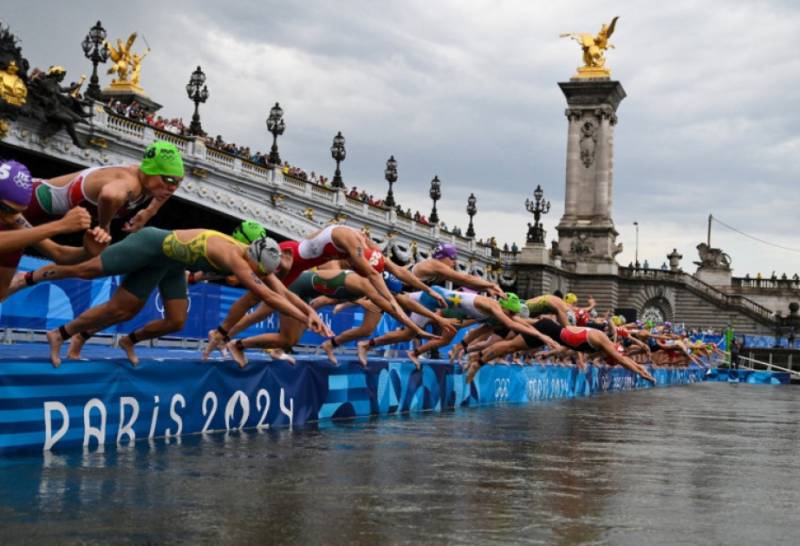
[
  {"x1": 498, "y1": 292, "x2": 521, "y2": 314},
  {"x1": 232, "y1": 220, "x2": 267, "y2": 244},
  {"x1": 140, "y1": 141, "x2": 184, "y2": 178}
]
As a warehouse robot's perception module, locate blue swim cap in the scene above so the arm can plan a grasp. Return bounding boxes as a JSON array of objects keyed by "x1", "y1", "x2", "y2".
[{"x1": 382, "y1": 271, "x2": 404, "y2": 294}]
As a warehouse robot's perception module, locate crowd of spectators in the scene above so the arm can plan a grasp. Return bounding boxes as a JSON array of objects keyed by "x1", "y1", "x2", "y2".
[{"x1": 106, "y1": 99, "x2": 188, "y2": 136}]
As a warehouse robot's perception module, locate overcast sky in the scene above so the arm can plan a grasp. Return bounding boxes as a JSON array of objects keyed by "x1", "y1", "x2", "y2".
[{"x1": 4, "y1": 0, "x2": 799, "y2": 276}]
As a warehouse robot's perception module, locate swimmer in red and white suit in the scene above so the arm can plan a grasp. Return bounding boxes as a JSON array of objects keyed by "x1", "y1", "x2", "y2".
[{"x1": 205, "y1": 224, "x2": 447, "y2": 359}]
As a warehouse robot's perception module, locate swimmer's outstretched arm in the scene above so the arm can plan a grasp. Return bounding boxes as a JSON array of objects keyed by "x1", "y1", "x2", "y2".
[
  {"x1": 227, "y1": 302, "x2": 273, "y2": 339},
  {"x1": 395, "y1": 293, "x2": 456, "y2": 337},
  {"x1": 265, "y1": 273, "x2": 332, "y2": 337},
  {"x1": 384, "y1": 260, "x2": 447, "y2": 308}
]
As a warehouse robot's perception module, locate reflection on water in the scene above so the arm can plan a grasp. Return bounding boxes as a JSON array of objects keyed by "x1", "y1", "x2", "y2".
[{"x1": 1, "y1": 383, "x2": 799, "y2": 544}]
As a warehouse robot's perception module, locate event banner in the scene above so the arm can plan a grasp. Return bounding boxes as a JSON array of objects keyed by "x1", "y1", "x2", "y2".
[
  {"x1": 704, "y1": 368, "x2": 790, "y2": 384},
  {"x1": 0, "y1": 354, "x2": 707, "y2": 455}
]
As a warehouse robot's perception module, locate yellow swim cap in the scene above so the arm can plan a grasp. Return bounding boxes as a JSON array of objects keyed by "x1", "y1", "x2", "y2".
[{"x1": 564, "y1": 292, "x2": 578, "y2": 304}]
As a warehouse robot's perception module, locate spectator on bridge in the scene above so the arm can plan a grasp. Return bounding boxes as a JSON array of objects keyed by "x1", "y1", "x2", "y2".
[
  {"x1": 660, "y1": 262, "x2": 668, "y2": 271},
  {"x1": 511, "y1": 242, "x2": 519, "y2": 254},
  {"x1": 643, "y1": 259, "x2": 650, "y2": 269}
]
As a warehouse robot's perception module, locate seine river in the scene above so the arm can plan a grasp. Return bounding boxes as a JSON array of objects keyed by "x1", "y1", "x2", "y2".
[{"x1": 0, "y1": 382, "x2": 798, "y2": 545}]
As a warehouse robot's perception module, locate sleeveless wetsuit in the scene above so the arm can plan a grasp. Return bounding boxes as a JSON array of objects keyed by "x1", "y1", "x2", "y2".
[
  {"x1": 522, "y1": 318, "x2": 595, "y2": 352},
  {"x1": 408, "y1": 286, "x2": 487, "y2": 327},
  {"x1": 280, "y1": 226, "x2": 383, "y2": 286},
  {"x1": 0, "y1": 166, "x2": 153, "y2": 268},
  {"x1": 279, "y1": 229, "x2": 350, "y2": 287},
  {"x1": 99, "y1": 227, "x2": 245, "y2": 300},
  {"x1": 525, "y1": 296, "x2": 555, "y2": 318},
  {"x1": 24, "y1": 165, "x2": 150, "y2": 225},
  {"x1": 288, "y1": 270, "x2": 362, "y2": 302}
]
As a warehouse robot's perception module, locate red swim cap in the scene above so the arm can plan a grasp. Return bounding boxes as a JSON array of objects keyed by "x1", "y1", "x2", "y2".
[{"x1": 364, "y1": 247, "x2": 385, "y2": 273}]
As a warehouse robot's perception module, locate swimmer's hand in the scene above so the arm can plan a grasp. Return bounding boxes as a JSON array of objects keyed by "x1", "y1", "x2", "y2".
[
  {"x1": 88, "y1": 226, "x2": 111, "y2": 244},
  {"x1": 427, "y1": 289, "x2": 447, "y2": 309},
  {"x1": 58, "y1": 207, "x2": 91, "y2": 233},
  {"x1": 543, "y1": 336, "x2": 561, "y2": 351},
  {"x1": 414, "y1": 326, "x2": 440, "y2": 340},
  {"x1": 122, "y1": 209, "x2": 150, "y2": 233},
  {"x1": 487, "y1": 284, "x2": 505, "y2": 298},
  {"x1": 435, "y1": 318, "x2": 457, "y2": 338},
  {"x1": 307, "y1": 311, "x2": 333, "y2": 337},
  {"x1": 83, "y1": 227, "x2": 111, "y2": 256}
]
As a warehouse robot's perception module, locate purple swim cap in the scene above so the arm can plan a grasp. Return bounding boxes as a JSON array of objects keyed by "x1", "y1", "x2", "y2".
[
  {"x1": 433, "y1": 242, "x2": 458, "y2": 260},
  {"x1": 0, "y1": 160, "x2": 33, "y2": 208}
]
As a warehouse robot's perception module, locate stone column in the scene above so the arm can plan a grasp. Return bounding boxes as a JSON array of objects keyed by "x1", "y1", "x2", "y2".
[
  {"x1": 562, "y1": 109, "x2": 582, "y2": 219},
  {"x1": 555, "y1": 79, "x2": 626, "y2": 274}
]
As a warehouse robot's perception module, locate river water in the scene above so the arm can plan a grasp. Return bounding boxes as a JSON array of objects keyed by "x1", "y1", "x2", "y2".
[{"x1": 0, "y1": 382, "x2": 798, "y2": 545}]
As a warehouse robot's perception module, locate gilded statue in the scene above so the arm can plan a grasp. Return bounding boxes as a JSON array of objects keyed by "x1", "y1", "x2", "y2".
[
  {"x1": 0, "y1": 59, "x2": 27, "y2": 106},
  {"x1": 560, "y1": 16, "x2": 619, "y2": 78},
  {"x1": 105, "y1": 32, "x2": 149, "y2": 88}
]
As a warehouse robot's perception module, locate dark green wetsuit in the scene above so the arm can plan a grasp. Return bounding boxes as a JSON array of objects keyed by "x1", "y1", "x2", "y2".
[
  {"x1": 99, "y1": 227, "x2": 244, "y2": 300},
  {"x1": 288, "y1": 270, "x2": 363, "y2": 303}
]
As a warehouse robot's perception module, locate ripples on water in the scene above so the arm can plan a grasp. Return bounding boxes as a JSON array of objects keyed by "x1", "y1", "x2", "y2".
[{"x1": 1, "y1": 383, "x2": 799, "y2": 545}]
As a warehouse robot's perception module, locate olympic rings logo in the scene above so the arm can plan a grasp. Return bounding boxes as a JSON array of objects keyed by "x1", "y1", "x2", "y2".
[
  {"x1": 494, "y1": 378, "x2": 510, "y2": 401},
  {"x1": 155, "y1": 292, "x2": 192, "y2": 318}
]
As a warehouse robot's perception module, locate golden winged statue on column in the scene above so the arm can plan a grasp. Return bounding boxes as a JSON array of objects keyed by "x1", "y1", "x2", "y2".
[
  {"x1": 104, "y1": 32, "x2": 149, "y2": 88},
  {"x1": 560, "y1": 16, "x2": 619, "y2": 78}
]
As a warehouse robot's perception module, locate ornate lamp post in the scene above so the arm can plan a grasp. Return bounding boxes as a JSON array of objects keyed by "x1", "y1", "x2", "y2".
[
  {"x1": 330, "y1": 131, "x2": 346, "y2": 188},
  {"x1": 524, "y1": 184, "x2": 551, "y2": 244},
  {"x1": 428, "y1": 175, "x2": 441, "y2": 224},
  {"x1": 265, "y1": 102, "x2": 286, "y2": 165},
  {"x1": 633, "y1": 221, "x2": 640, "y2": 268},
  {"x1": 185, "y1": 66, "x2": 209, "y2": 136},
  {"x1": 384, "y1": 155, "x2": 398, "y2": 207},
  {"x1": 466, "y1": 193, "x2": 477, "y2": 238},
  {"x1": 81, "y1": 21, "x2": 109, "y2": 101}
]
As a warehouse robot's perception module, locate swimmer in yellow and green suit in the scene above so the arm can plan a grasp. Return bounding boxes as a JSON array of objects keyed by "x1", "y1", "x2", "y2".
[{"x1": 12, "y1": 227, "x2": 334, "y2": 367}]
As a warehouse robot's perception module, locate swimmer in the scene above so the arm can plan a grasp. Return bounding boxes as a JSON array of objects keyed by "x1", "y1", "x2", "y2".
[
  {"x1": 16, "y1": 227, "x2": 331, "y2": 367},
  {"x1": 0, "y1": 159, "x2": 110, "y2": 301},
  {"x1": 467, "y1": 318, "x2": 655, "y2": 384}
]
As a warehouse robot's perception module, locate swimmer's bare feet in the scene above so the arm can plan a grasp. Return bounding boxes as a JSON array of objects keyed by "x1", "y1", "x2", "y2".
[
  {"x1": 321, "y1": 340, "x2": 338, "y2": 366},
  {"x1": 203, "y1": 329, "x2": 228, "y2": 360},
  {"x1": 118, "y1": 335, "x2": 140, "y2": 367},
  {"x1": 227, "y1": 340, "x2": 248, "y2": 369},
  {"x1": 406, "y1": 350, "x2": 422, "y2": 371},
  {"x1": 268, "y1": 348, "x2": 296, "y2": 366},
  {"x1": 66, "y1": 334, "x2": 86, "y2": 360},
  {"x1": 46, "y1": 329, "x2": 64, "y2": 368},
  {"x1": 356, "y1": 341, "x2": 370, "y2": 368}
]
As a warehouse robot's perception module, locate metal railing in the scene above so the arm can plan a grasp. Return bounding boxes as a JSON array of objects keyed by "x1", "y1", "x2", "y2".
[{"x1": 737, "y1": 355, "x2": 800, "y2": 379}]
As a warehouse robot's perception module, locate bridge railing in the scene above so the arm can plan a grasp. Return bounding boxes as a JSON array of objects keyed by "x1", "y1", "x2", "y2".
[{"x1": 732, "y1": 277, "x2": 800, "y2": 290}]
